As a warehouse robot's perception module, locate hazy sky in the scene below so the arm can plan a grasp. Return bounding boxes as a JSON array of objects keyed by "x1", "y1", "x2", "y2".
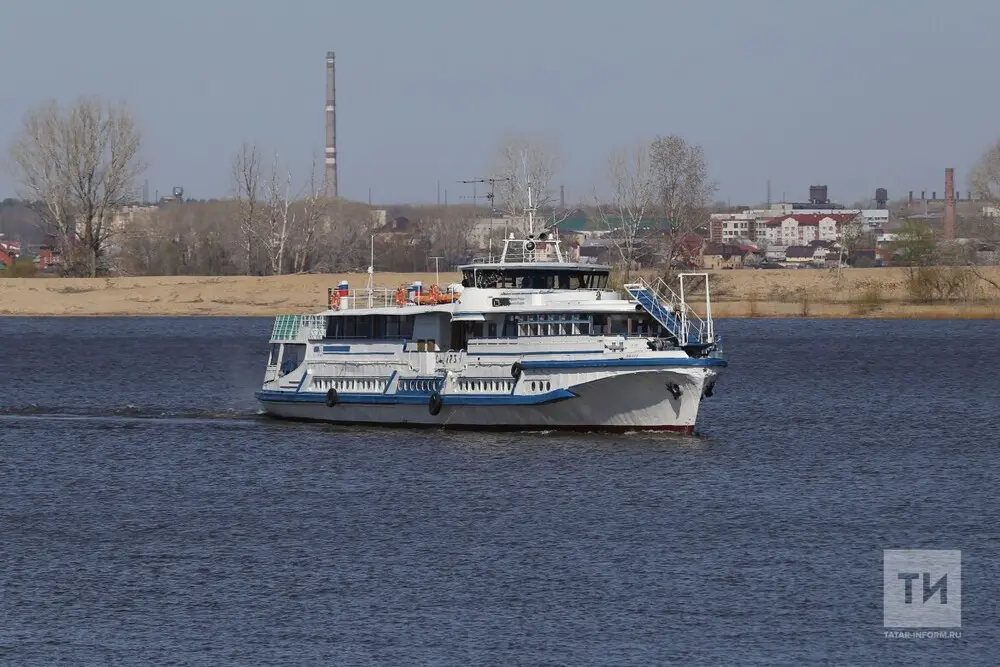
[{"x1": 2, "y1": 0, "x2": 998, "y2": 207}]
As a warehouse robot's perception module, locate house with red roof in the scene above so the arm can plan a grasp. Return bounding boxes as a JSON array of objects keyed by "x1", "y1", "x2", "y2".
[{"x1": 760, "y1": 212, "x2": 861, "y2": 246}]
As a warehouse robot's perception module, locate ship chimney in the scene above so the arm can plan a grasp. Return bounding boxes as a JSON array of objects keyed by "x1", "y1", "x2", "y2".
[
  {"x1": 325, "y1": 51, "x2": 338, "y2": 198},
  {"x1": 944, "y1": 168, "x2": 956, "y2": 240}
]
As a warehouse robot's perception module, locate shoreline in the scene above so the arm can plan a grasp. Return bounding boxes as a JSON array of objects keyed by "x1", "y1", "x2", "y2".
[{"x1": 2, "y1": 269, "x2": 998, "y2": 318}]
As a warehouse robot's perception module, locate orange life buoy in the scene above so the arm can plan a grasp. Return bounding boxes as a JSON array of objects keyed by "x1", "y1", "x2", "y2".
[
  {"x1": 330, "y1": 291, "x2": 342, "y2": 310},
  {"x1": 395, "y1": 286, "x2": 406, "y2": 307}
]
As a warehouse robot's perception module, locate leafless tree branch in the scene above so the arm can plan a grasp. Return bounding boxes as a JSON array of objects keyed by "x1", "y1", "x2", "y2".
[{"x1": 8, "y1": 97, "x2": 145, "y2": 276}]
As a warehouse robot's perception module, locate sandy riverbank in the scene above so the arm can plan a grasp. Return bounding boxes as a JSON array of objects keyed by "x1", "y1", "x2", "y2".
[{"x1": 1, "y1": 268, "x2": 998, "y2": 317}]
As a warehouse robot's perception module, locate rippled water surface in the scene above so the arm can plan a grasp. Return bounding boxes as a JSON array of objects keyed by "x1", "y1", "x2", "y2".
[{"x1": 1, "y1": 317, "x2": 998, "y2": 665}]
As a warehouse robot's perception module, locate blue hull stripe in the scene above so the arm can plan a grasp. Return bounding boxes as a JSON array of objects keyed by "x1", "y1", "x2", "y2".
[
  {"x1": 469, "y1": 350, "x2": 601, "y2": 356},
  {"x1": 256, "y1": 388, "x2": 577, "y2": 406},
  {"x1": 519, "y1": 357, "x2": 727, "y2": 370}
]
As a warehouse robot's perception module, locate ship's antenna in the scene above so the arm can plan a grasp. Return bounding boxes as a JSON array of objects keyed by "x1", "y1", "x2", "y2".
[{"x1": 459, "y1": 175, "x2": 510, "y2": 261}]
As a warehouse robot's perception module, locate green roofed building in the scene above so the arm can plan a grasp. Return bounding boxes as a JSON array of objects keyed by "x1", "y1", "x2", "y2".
[{"x1": 551, "y1": 215, "x2": 672, "y2": 233}]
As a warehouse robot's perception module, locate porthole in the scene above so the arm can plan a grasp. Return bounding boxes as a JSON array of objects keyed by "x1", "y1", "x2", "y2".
[
  {"x1": 546, "y1": 381, "x2": 551, "y2": 391},
  {"x1": 531, "y1": 382, "x2": 536, "y2": 391}
]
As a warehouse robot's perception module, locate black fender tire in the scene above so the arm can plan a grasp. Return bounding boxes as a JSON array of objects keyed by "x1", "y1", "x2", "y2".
[
  {"x1": 510, "y1": 361, "x2": 522, "y2": 379},
  {"x1": 428, "y1": 392, "x2": 443, "y2": 416},
  {"x1": 325, "y1": 388, "x2": 338, "y2": 407}
]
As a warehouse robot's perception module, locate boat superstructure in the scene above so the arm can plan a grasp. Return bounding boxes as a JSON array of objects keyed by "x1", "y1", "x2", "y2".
[{"x1": 255, "y1": 189, "x2": 726, "y2": 433}]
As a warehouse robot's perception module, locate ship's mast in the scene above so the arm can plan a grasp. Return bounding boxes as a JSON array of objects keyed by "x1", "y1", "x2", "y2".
[
  {"x1": 367, "y1": 234, "x2": 374, "y2": 308},
  {"x1": 526, "y1": 182, "x2": 535, "y2": 236}
]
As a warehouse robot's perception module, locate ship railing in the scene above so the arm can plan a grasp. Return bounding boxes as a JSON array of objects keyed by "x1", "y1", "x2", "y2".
[
  {"x1": 329, "y1": 286, "x2": 459, "y2": 310},
  {"x1": 625, "y1": 275, "x2": 714, "y2": 346},
  {"x1": 471, "y1": 237, "x2": 564, "y2": 264}
]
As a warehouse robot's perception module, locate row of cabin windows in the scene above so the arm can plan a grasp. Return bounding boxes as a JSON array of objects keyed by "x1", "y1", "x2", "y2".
[
  {"x1": 463, "y1": 270, "x2": 610, "y2": 290},
  {"x1": 508, "y1": 313, "x2": 666, "y2": 338},
  {"x1": 326, "y1": 315, "x2": 416, "y2": 339},
  {"x1": 317, "y1": 312, "x2": 664, "y2": 342}
]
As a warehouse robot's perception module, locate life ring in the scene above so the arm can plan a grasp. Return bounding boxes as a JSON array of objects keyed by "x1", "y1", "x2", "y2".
[
  {"x1": 510, "y1": 361, "x2": 522, "y2": 379},
  {"x1": 325, "y1": 388, "x2": 338, "y2": 407},
  {"x1": 330, "y1": 291, "x2": 342, "y2": 310},
  {"x1": 394, "y1": 286, "x2": 406, "y2": 307},
  {"x1": 428, "y1": 391, "x2": 443, "y2": 416}
]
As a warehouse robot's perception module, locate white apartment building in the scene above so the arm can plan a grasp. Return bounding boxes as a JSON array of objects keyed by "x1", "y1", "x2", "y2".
[{"x1": 760, "y1": 213, "x2": 863, "y2": 245}]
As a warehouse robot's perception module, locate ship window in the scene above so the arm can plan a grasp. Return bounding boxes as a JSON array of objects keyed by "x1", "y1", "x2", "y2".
[
  {"x1": 401, "y1": 315, "x2": 415, "y2": 339},
  {"x1": 280, "y1": 344, "x2": 306, "y2": 376},
  {"x1": 487, "y1": 322, "x2": 497, "y2": 337},
  {"x1": 531, "y1": 382, "x2": 536, "y2": 391},
  {"x1": 269, "y1": 344, "x2": 281, "y2": 365},
  {"x1": 386, "y1": 315, "x2": 400, "y2": 337},
  {"x1": 357, "y1": 316, "x2": 373, "y2": 338},
  {"x1": 326, "y1": 317, "x2": 342, "y2": 338},
  {"x1": 344, "y1": 317, "x2": 357, "y2": 337}
]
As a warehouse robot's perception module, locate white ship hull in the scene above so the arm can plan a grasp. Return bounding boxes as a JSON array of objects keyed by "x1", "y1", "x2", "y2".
[{"x1": 257, "y1": 365, "x2": 719, "y2": 433}]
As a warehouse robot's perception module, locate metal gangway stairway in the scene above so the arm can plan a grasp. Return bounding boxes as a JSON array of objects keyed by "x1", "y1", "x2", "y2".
[{"x1": 623, "y1": 274, "x2": 716, "y2": 352}]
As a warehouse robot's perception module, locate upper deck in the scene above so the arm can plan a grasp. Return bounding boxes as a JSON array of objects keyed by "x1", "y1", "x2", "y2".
[{"x1": 458, "y1": 235, "x2": 611, "y2": 290}]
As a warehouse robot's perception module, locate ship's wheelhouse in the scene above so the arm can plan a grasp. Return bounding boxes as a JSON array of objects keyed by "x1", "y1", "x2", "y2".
[{"x1": 460, "y1": 265, "x2": 610, "y2": 290}]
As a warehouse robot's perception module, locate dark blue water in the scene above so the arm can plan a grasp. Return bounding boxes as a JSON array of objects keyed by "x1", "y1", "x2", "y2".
[{"x1": 1, "y1": 317, "x2": 997, "y2": 665}]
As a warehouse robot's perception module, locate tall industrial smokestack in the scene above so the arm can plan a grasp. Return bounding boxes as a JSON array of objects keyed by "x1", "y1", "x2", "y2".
[
  {"x1": 944, "y1": 167, "x2": 956, "y2": 240},
  {"x1": 325, "y1": 51, "x2": 338, "y2": 198}
]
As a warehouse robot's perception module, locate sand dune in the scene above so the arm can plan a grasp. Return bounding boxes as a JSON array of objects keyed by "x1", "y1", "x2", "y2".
[{"x1": 1, "y1": 267, "x2": 998, "y2": 317}]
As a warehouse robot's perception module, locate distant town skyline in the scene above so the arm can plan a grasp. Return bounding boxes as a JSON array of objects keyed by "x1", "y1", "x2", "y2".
[{"x1": 2, "y1": 0, "x2": 998, "y2": 206}]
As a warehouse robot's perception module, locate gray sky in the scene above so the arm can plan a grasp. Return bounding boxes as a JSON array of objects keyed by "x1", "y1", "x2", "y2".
[{"x1": 2, "y1": 0, "x2": 997, "y2": 207}]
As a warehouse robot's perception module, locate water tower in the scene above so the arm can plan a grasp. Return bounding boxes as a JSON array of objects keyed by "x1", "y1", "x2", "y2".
[
  {"x1": 172, "y1": 187, "x2": 184, "y2": 201},
  {"x1": 875, "y1": 188, "x2": 888, "y2": 209},
  {"x1": 809, "y1": 185, "x2": 829, "y2": 205}
]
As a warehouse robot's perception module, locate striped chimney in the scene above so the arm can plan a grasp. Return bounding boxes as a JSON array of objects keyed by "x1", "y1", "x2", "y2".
[{"x1": 325, "y1": 51, "x2": 338, "y2": 198}]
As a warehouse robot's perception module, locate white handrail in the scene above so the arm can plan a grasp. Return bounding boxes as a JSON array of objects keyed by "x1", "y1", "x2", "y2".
[{"x1": 625, "y1": 274, "x2": 715, "y2": 346}]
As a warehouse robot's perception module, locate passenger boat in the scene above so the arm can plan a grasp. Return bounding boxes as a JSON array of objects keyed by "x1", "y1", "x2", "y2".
[{"x1": 255, "y1": 192, "x2": 726, "y2": 433}]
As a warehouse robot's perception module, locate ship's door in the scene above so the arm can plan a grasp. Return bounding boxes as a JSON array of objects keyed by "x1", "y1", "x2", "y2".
[{"x1": 451, "y1": 320, "x2": 468, "y2": 351}]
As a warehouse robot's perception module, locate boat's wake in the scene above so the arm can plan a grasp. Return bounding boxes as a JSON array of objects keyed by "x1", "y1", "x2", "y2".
[{"x1": 0, "y1": 404, "x2": 264, "y2": 426}]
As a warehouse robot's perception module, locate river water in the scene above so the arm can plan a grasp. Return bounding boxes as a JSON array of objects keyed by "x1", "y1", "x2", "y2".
[{"x1": 1, "y1": 317, "x2": 997, "y2": 665}]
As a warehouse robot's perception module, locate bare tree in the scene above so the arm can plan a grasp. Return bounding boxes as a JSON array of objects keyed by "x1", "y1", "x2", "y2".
[
  {"x1": 969, "y1": 139, "x2": 1000, "y2": 239},
  {"x1": 594, "y1": 141, "x2": 656, "y2": 282},
  {"x1": 232, "y1": 142, "x2": 262, "y2": 274},
  {"x1": 262, "y1": 151, "x2": 294, "y2": 275},
  {"x1": 8, "y1": 97, "x2": 146, "y2": 276},
  {"x1": 490, "y1": 134, "x2": 561, "y2": 231},
  {"x1": 419, "y1": 207, "x2": 474, "y2": 267},
  {"x1": 649, "y1": 135, "x2": 717, "y2": 269},
  {"x1": 970, "y1": 138, "x2": 1000, "y2": 204},
  {"x1": 291, "y1": 154, "x2": 331, "y2": 273}
]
